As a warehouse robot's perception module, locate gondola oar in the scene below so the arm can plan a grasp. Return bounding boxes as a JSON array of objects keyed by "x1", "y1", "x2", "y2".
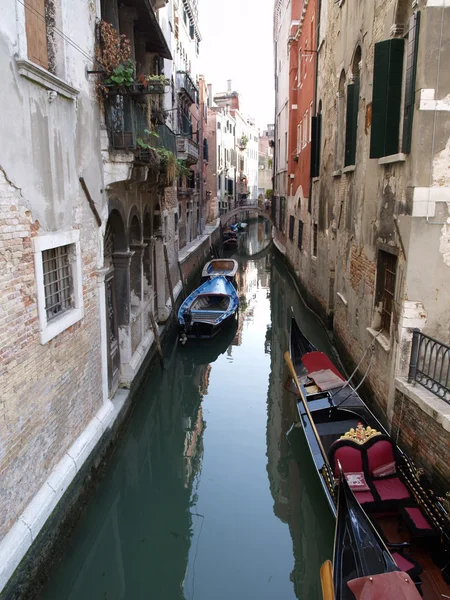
[
  {"x1": 320, "y1": 560, "x2": 335, "y2": 600},
  {"x1": 284, "y1": 351, "x2": 330, "y2": 468}
]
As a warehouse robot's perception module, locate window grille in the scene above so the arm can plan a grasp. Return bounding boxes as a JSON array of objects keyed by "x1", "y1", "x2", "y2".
[
  {"x1": 43, "y1": 245, "x2": 73, "y2": 321},
  {"x1": 289, "y1": 215, "x2": 295, "y2": 240},
  {"x1": 313, "y1": 223, "x2": 318, "y2": 257},
  {"x1": 298, "y1": 220, "x2": 304, "y2": 250},
  {"x1": 380, "y1": 251, "x2": 397, "y2": 333}
]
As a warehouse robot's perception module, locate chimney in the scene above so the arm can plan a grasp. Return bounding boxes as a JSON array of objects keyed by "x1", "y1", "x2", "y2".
[
  {"x1": 207, "y1": 83, "x2": 213, "y2": 107},
  {"x1": 227, "y1": 79, "x2": 232, "y2": 92}
]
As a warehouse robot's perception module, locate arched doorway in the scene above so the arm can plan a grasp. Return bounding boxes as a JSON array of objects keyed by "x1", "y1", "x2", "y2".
[{"x1": 104, "y1": 209, "x2": 127, "y2": 396}]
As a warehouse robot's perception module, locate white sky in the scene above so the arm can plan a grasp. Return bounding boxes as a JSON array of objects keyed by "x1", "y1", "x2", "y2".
[{"x1": 197, "y1": 0, "x2": 275, "y2": 131}]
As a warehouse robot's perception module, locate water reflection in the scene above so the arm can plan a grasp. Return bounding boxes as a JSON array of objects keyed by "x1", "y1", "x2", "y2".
[{"x1": 40, "y1": 219, "x2": 333, "y2": 600}]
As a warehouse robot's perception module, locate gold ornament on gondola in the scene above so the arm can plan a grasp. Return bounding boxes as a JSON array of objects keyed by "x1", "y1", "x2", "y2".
[{"x1": 340, "y1": 422, "x2": 381, "y2": 445}]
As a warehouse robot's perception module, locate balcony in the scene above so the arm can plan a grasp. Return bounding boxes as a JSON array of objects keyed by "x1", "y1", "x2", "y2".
[
  {"x1": 408, "y1": 329, "x2": 450, "y2": 404},
  {"x1": 177, "y1": 71, "x2": 198, "y2": 105},
  {"x1": 176, "y1": 136, "x2": 199, "y2": 165},
  {"x1": 105, "y1": 95, "x2": 176, "y2": 158}
]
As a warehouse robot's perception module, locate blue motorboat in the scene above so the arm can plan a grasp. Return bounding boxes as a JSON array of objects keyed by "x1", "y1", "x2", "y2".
[
  {"x1": 201, "y1": 259, "x2": 238, "y2": 284},
  {"x1": 178, "y1": 275, "x2": 239, "y2": 339}
]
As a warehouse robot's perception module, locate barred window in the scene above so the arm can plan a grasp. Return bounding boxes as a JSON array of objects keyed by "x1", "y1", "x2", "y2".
[
  {"x1": 289, "y1": 215, "x2": 295, "y2": 240},
  {"x1": 313, "y1": 223, "x2": 318, "y2": 257},
  {"x1": 33, "y1": 230, "x2": 83, "y2": 344},
  {"x1": 43, "y1": 245, "x2": 73, "y2": 321},
  {"x1": 298, "y1": 220, "x2": 304, "y2": 250}
]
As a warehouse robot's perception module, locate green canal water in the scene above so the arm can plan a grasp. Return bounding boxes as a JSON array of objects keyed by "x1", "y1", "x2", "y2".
[{"x1": 40, "y1": 220, "x2": 334, "y2": 600}]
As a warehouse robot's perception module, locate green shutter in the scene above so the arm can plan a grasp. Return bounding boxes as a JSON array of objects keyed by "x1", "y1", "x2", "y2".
[
  {"x1": 310, "y1": 114, "x2": 322, "y2": 177},
  {"x1": 402, "y1": 12, "x2": 420, "y2": 153},
  {"x1": 370, "y1": 39, "x2": 405, "y2": 158},
  {"x1": 345, "y1": 84, "x2": 357, "y2": 167}
]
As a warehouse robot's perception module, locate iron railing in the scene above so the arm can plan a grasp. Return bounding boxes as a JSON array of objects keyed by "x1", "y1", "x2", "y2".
[
  {"x1": 105, "y1": 95, "x2": 176, "y2": 155},
  {"x1": 408, "y1": 329, "x2": 450, "y2": 404},
  {"x1": 177, "y1": 71, "x2": 198, "y2": 104}
]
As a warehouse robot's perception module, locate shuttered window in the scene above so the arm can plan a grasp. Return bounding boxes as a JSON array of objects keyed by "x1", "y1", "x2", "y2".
[
  {"x1": 369, "y1": 39, "x2": 405, "y2": 159},
  {"x1": 402, "y1": 12, "x2": 420, "y2": 153},
  {"x1": 289, "y1": 215, "x2": 295, "y2": 240},
  {"x1": 25, "y1": 0, "x2": 49, "y2": 69},
  {"x1": 310, "y1": 114, "x2": 322, "y2": 177},
  {"x1": 298, "y1": 220, "x2": 304, "y2": 250},
  {"x1": 344, "y1": 79, "x2": 359, "y2": 167}
]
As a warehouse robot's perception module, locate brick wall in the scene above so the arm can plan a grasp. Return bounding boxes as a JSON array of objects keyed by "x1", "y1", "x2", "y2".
[
  {"x1": 391, "y1": 388, "x2": 450, "y2": 494},
  {"x1": 0, "y1": 170, "x2": 103, "y2": 540}
]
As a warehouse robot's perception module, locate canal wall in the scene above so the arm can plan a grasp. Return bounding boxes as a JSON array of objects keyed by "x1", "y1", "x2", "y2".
[{"x1": 0, "y1": 222, "x2": 221, "y2": 600}]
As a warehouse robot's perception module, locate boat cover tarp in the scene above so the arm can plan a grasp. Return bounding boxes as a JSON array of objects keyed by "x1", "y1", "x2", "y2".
[
  {"x1": 347, "y1": 571, "x2": 421, "y2": 599},
  {"x1": 307, "y1": 369, "x2": 345, "y2": 391},
  {"x1": 302, "y1": 351, "x2": 345, "y2": 385}
]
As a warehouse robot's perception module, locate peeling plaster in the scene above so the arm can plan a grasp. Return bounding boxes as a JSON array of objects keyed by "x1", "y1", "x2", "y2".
[
  {"x1": 439, "y1": 215, "x2": 450, "y2": 267},
  {"x1": 433, "y1": 135, "x2": 450, "y2": 187}
]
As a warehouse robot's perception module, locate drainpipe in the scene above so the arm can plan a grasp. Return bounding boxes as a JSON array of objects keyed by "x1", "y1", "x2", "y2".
[{"x1": 199, "y1": 96, "x2": 204, "y2": 235}]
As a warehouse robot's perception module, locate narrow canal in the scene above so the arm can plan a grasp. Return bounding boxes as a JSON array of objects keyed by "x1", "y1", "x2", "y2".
[{"x1": 40, "y1": 220, "x2": 335, "y2": 600}]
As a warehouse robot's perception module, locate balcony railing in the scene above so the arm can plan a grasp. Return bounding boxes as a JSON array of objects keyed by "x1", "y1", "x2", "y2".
[
  {"x1": 105, "y1": 95, "x2": 176, "y2": 156},
  {"x1": 177, "y1": 71, "x2": 198, "y2": 104},
  {"x1": 408, "y1": 329, "x2": 450, "y2": 404},
  {"x1": 176, "y1": 136, "x2": 199, "y2": 165}
]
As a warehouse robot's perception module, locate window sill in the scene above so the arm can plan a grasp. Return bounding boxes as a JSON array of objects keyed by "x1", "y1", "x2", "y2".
[
  {"x1": 342, "y1": 165, "x2": 356, "y2": 174},
  {"x1": 332, "y1": 170, "x2": 342, "y2": 178},
  {"x1": 395, "y1": 377, "x2": 450, "y2": 434},
  {"x1": 16, "y1": 59, "x2": 79, "y2": 100},
  {"x1": 40, "y1": 307, "x2": 84, "y2": 344},
  {"x1": 378, "y1": 153, "x2": 406, "y2": 166},
  {"x1": 366, "y1": 327, "x2": 391, "y2": 352}
]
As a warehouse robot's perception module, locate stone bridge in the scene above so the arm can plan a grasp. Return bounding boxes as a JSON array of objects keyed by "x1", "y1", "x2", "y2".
[{"x1": 220, "y1": 204, "x2": 274, "y2": 227}]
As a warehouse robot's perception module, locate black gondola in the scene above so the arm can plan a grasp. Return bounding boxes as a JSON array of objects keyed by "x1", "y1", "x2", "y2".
[
  {"x1": 321, "y1": 470, "x2": 421, "y2": 600},
  {"x1": 287, "y1": 312, "x2": 450, "y2": 598}
]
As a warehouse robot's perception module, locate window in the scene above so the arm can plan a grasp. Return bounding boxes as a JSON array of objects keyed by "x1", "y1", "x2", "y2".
[
  {"x1": 345, "y1": 48, "x2": 361, "y2": 167},
  {"x1": 302, "y1": 113, "x2": 307, "y2": 148},
  {"x1": 289, "y1": 215, "x2": 295, "y2": 240},
  {"x1": 298, "y1": 220, "x2": 304, "y2": 250},
  {"x1": 297, "y1": 122, "x2": 303, "y2": 153},
  {"x1": 370, "y1": 39, "x2": 405, "y2": 158},
  {"x1": 298, "y1": 49, "x2": 302, "y2": 86},
  {"x1": 312, "y1": 223, "x2": 318, "y2": 257},
  {"x1": 310, "y1": 114, "x2": 322, "y2": 177},
  {"x1": 375, "y1": 250, "x2": 398, "y2": 334},
  {"x1": 189, "y1": 23, "x2": 195, "y2": 40},
  {"x1": 43, "y1": 246, "x2": 73, "y2": 321},
  {"x1": 336, "y1": 72, "x2": 346, "y2": 170},
  {"x1": 33, "y1": 230, "x2": 83, "y2": 344},
  {"x1": 279, "y1": 196, "x2": 286, "y2": 232},
  {"x1": 25, "y1": 0, "x2": 49, "y2": 69},
  {"x1": 305, "y1": 110, "x2": 309, "y2": 143}
]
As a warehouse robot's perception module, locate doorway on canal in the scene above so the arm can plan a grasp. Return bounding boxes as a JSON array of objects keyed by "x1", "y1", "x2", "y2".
[{"x1": 39, "y1": 219, "x2": 334, "y2": 600}]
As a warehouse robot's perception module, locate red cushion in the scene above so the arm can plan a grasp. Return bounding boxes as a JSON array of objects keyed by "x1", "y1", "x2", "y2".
[
  {"x1": 372, "y1": 477, "x2": 410, "y2": 501},
  {"x1": 367, "y1": 440, "x2": 396, "y2": 475},
  {"x1": 372, "y1": 461, "x2": 396, "y2": 477},
  {"x1": 391, "y1": 552, "x2": 415, "y2": 573},
  {"x1": 345, "y1": 472, "x2": 370, "y2": 492},
  {"x1": 333, "y1": 446, "x2": 363, "y2": 476},
  {"x1": 404, "y1": 507, "x2": 432, "y2": 530},
  {"x1": 354, "y1": 490, "x2": 375, "y2": 505}
]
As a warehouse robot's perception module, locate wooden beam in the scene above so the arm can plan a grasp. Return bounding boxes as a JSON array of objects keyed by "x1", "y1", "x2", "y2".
[{"x1": 79, "y1": 176, "x2": 102, "y2": 227}]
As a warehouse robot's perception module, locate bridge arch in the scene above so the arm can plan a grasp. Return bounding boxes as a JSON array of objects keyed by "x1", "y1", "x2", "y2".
[{"x1": 220, "y1": 205, "x2": 274, "y2": 227}]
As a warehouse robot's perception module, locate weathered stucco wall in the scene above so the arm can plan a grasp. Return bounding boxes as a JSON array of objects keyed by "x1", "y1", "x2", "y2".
[{"x1": 0, "y1": 0, "x2": 105, "y2": 540}]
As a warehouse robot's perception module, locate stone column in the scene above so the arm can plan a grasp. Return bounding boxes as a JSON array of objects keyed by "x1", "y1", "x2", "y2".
[{"x1": 130, "y1": 242, "x2": 146, "y2": 342}]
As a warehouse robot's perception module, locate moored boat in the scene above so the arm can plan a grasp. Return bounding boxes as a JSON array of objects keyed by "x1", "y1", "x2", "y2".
[
  {"x1": 320, "y1": 471, "x2": 421, "y2": 600},
  {"x1": 178, "y1": 275, "x2": 239, "y2": 339},
  {"x1": 286, "y1": 313, "x2": 450, "y2": 597},
  {"x1": 201, "y1": 258, "x2": 238, "y2": 284}
]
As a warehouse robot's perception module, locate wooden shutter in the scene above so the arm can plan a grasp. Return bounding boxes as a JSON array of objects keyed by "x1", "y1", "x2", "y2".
[
  {"x1": 402, "y1": 12, "x2": 421, "y2": 153},
  {"x1": 25, "y1": 0, "x2": 49, "y2": 69},
  {"x1": 344, "y1": 82, "x2": 358, "y2": 167},
  {"x1": 310, "y1": 114, "x2": 322, "y2": 177},
  {"x1": 370, "y1": 39, "x2": 405, "y2": 158}
]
